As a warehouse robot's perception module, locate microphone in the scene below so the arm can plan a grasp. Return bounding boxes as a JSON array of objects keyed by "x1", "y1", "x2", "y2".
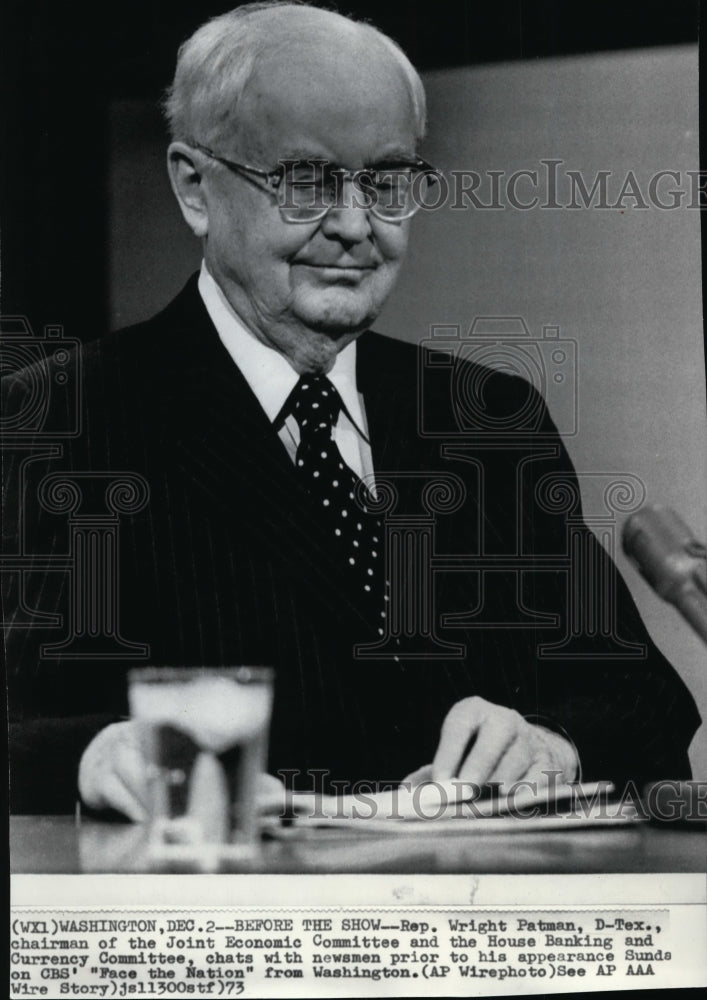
[{"x1": 622, "y1": 505, "x2": 707, "y2": 645}]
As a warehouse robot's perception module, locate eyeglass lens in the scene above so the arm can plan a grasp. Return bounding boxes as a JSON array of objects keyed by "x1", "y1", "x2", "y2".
[{"x1": 278, "y1": 161, "x2": 434, "y2": 220}]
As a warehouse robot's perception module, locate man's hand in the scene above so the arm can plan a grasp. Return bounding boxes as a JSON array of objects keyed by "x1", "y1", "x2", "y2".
[
  {"x1": 78, "y1": 721, "x2": 285, "y2": 821},
  {"x1": 78, "y1": 721, "x2": 151, "y2": 821},
  {"x1": 405, "y1": 696, "x2": 578, "y2": 789}
]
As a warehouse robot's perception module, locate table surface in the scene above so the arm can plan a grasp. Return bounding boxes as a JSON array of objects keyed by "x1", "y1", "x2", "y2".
[{"x1": 10, "y1": 814, "x2": 706, "y2": 874}]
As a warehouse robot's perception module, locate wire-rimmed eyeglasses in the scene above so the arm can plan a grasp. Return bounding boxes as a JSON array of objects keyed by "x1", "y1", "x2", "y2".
[{"x1": 188, "y1": 140, "x2": 442, "y2": 223}]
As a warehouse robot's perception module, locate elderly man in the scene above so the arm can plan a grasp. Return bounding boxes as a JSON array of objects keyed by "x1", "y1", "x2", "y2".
[{"x1": 5, "y1": 2, "x2": 698, "y2": 818}]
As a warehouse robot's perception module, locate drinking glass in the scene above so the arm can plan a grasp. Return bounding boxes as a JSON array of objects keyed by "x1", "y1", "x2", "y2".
[{"x1": 128, "y1": 666, "x2": 274, "y2": 869}]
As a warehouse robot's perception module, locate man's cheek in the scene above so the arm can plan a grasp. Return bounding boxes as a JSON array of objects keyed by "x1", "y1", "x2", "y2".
[
  {"x1": 369, "y1": 260, "x2": 404, "y2": 302},
  {"x1": 379, "y1": 223, "x2": 410, "y2": 259}
]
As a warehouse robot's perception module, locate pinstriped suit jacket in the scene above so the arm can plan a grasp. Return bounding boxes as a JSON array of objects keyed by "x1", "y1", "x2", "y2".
[{"x1": 4, "y1": 276, "x2": 699, "y2": 811}]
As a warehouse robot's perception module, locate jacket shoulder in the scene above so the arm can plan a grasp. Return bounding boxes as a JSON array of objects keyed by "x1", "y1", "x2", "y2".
[
  {"x1": 361, "y1": 327, "x2": 550, "y2": 424},
  {"x1": 2, "y1": 277, "x2": 210, "y2": 446}
]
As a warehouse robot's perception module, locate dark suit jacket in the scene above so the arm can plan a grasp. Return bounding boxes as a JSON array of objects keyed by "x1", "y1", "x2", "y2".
[{"x1": 4, "y1": 276, "x2": 700, "y2": 812}]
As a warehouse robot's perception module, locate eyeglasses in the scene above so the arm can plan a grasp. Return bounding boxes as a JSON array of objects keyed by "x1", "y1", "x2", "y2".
[{"x1": 188, "y1": 140, "x2": 442, "y2": 223}]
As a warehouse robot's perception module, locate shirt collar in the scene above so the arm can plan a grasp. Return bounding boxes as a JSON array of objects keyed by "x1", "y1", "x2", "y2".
[{"x1": 197, "y1": 262, "x2": 366, "y2": 432}]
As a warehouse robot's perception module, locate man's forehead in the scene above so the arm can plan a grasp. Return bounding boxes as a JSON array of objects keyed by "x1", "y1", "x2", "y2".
[{"x1": 231, "y1": 41, "x2": 417, "y2": 163}]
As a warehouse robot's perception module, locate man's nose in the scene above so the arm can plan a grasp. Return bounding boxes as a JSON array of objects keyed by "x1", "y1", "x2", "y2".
[{"x1": 319, "y1": 179, "x2": 372, "y2": 243}]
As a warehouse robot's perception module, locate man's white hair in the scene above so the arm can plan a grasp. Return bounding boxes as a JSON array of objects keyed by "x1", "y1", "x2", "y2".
[{"x1": 164, "y1": 1, "x2": 427, "y2": 147}]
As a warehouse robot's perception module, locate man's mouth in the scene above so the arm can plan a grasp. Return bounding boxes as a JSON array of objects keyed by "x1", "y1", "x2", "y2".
[
  {"x1": 294, "y1": 262, "x2": 377, "y2": 282},
  {"x1": 297, "y1": 262, "x2": 375, "y2": 270}
]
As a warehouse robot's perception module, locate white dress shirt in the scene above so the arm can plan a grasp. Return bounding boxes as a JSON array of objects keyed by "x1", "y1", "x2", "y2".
[{"x1": 198, "y1": 263, "x2": 375, "y2": 484}]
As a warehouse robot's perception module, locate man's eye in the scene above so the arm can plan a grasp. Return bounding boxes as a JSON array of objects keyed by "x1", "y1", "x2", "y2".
[
  {"x1": 371, "y1": 175, "x2": 413, "y2": 200},
  {"x1": 372, "y1": 170, "x2": 411, "y2": 188},
  {"x1": 372, "y1": 177, "x2": 398, "y2": 193},
  {"x1": 289, "y1": 172, "x2": 325, "y2": 186},
  {"x1": 281, "y1": 162, "x2": 328, "y2": 184}
]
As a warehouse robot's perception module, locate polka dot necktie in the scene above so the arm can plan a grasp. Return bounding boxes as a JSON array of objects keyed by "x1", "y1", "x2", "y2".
[{"x1": 288, "y1": 374, "x2": 389, "y2": 632}]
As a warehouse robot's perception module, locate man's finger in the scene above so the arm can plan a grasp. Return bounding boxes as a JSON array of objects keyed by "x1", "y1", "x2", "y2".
[
  {"x1": 522, "y1": 742, "x2": 576, "y2": 788},
  {"x1": 112, "y1": 740, "x2": 151, "y2": 812},
  {"x1": 457, "y1": 714, "x2": 518, "y2": 784},
  {"x1": 97, "y1": 773, "x2": 148, "y2": 822},
  {"x1": 432, "y1": 697, "x2": 483, "y2": 780},
  {"x1": 256, "y1": 773, "x2": 287, "y2": 814},
  {"x1": 522, "y1": 763, "x2": 560, "y2": 791},
  {"x1": 78, "y1": 721, "x2": 151, "y2": 819},
  {"x1": 486, "y1": 735, "x2": 530, "y2": 785},
  {"x1": 402, "y1": 764, "x2": 432, "y2": 786}
]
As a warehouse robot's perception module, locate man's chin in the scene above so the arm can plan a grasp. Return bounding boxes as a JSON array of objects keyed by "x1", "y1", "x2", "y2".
[{"x1": 293, "y1": 292, "x2": 381, "y2": 338}]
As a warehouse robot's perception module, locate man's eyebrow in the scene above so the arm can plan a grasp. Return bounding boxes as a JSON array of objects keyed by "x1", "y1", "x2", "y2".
[
  {"x1": 366, "y1": 155, "x2": 420, "y2": 168},
  {"x1": 372, "y1": 147, "x2": 419, "y2": 161},
  {"x1": 276, "y1": 148, "x2": 419, "y2": 166},
  {"x1": 277, "y1": 149, "x2": 329, "y2": 161}
]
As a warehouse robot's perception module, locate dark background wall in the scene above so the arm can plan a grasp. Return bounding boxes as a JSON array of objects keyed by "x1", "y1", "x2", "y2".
[{"x1": 4, "y1": 1, "x2": 707, "y2": 774}]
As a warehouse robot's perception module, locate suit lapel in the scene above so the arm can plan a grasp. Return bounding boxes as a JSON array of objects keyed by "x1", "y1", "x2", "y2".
[{"x1": 357, "y1": 331, "x2": 441, "y2": 510}]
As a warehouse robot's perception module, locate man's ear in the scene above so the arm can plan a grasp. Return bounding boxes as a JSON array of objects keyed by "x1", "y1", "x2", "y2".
[{"x1": 167, "y1": 142, "x2": 210, "y2": 238}]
